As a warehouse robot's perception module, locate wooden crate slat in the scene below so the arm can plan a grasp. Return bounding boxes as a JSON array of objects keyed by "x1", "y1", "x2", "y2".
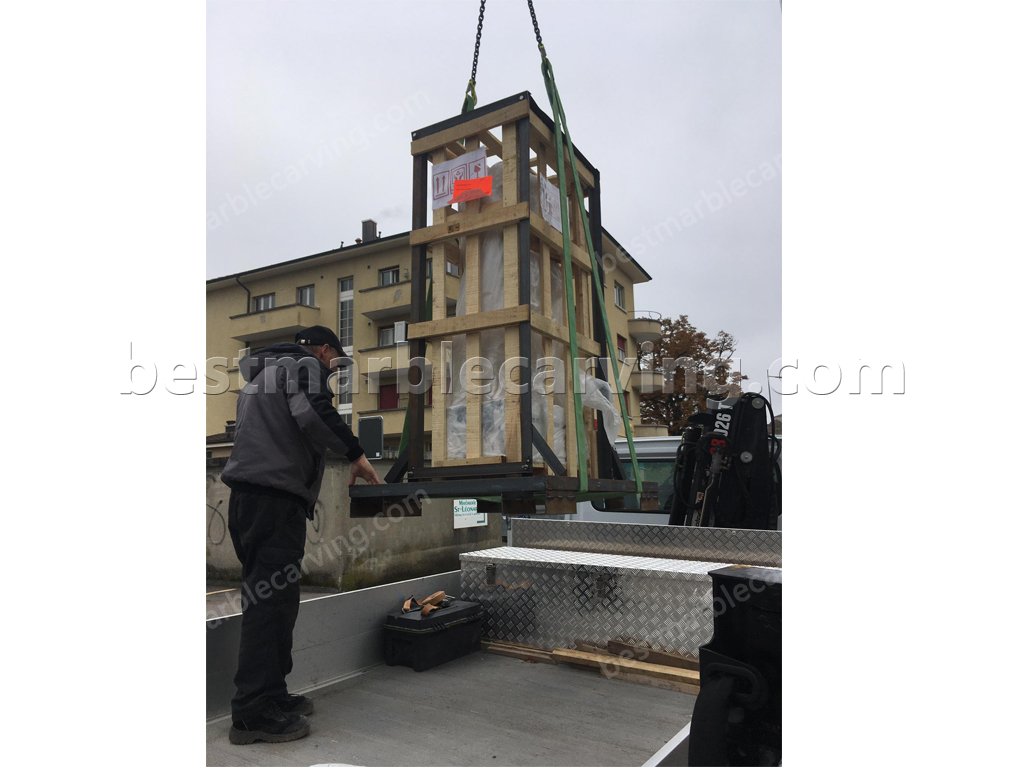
[
  {"x1": 410, "y1": 200, "x2": 529, "y2": 247},
  {"x1": 411, "y1": 99, "x2": 531, "y2": 156},
  {"x1": 408, "y1": 304, "x2": 529, "y2": 341}
]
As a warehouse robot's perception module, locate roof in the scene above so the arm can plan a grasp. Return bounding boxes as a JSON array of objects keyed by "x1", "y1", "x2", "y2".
[
  {"x1": 207, "y1": 231, "x2": 410, "y2": 289},
  {"x1": 207, "y1": 225, "x2": 650, "y2": 287}
]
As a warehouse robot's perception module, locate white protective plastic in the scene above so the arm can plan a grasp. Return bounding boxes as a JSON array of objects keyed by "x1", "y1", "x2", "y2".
[{"x1": 446, "y1": 160, "x2": 572, "y2": 464}]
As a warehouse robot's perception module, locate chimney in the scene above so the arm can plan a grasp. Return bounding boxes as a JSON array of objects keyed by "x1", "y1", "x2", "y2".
[{"x1": 361, "y1": 219, "x2": 379, "y2": 243}]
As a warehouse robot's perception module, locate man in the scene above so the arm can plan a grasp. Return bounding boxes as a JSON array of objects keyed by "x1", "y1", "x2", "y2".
[{"x1": 221, "y1": 325, "x2": 381, "y2": 745}]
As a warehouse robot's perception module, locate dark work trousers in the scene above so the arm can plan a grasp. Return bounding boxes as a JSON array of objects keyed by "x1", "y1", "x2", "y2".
[{"x1": 227, "y1": 486, "x2": 307, "y2": 720}]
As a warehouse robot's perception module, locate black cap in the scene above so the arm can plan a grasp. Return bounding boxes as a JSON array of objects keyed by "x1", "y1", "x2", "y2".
[{"x1": 295, "y1": 325, "x2": 346, "y2": 354}]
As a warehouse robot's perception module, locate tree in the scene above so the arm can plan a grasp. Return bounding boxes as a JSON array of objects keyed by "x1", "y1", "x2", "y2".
[{"x1": 638, "y1": 315, "x2": 745, "y2": 435}]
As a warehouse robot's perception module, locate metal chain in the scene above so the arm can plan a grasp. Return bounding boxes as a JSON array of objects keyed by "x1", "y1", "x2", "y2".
[
  {"x1": 462, "y1": 0, "x2": 487, "y2": 112},
  {"x1": 469, "y1": 0, "x2": 486, "y2": 86},
  {"x1": 526, "y1": 0, "x2": 545, "y2": 54}
]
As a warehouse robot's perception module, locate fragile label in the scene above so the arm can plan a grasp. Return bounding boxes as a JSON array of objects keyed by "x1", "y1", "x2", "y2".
[
  {"x1": 432, "y1": 148, "x2": 488, "y2": 210},
  {"x1": 450, "y1": 176, "x2": 493, "y2": 204},
  {"x1": 539, "y1": 175, "x2": 563, "y2": 233}
]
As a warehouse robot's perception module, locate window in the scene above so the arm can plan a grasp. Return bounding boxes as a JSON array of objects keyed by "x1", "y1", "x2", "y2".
[
  {"x1": 296, "y1": 284, "x2": 315, "y2": 306},
  {"x1": 338, "y1": 277, "x2": 354, "y2": 351},
  {"x1": 379, "y1": 325, "x2": 395, "y2": 347},
  {"x1": 445, "y1": 259, "x2": 461, "y2": 277},
  {"x1": 252, "y1": 293, "x2": 275, "y2": 312},
  {"x1": 379, "y1": 266, "x2": 400, "y2": 287},
  {"x1": 378, "y1": 382, "x2": 399, "y2": 410},
  {"x1": 617, "y1": 334, "x2": 627, "y2": 363},
  {"x1": 614, "y1": 282, "x2": 626, "y2": 310},
  {"x1": 336, "y1": 363, "x2": 353, "y2": 408}
]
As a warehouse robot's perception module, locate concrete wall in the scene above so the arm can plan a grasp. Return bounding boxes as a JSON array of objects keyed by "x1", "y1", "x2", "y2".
[{"x1": 206, "y1": 457, "x2": 503, "y2": 590}]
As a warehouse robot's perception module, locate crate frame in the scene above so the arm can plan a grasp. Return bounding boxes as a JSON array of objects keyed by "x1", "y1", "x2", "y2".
[{"x1": 349, "y1": 92, "x2": 656, "y2": 517}]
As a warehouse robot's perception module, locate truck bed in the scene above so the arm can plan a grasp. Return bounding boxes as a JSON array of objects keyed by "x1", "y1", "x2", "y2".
[{"x1": 206, "y1": 651, "x2": 694, "y2": 767}]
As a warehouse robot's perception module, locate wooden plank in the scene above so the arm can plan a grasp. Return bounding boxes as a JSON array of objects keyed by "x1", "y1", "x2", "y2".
[
  {"x1": 586, "y1": 405, "x2": 599, "y2": 474},
  {"x1": 543, "y1": 335, "x2": 555, "y2": 469},
  {"x1": 613, "y1": 671, "x2": 701, "y2": 696},
  {"x1": 579, "y1": 269, "x2": 592, "y2": 339},
  {"x1": 408, "y1": 304, "x2": 530, "y2": 340},
  {"x1": 564, "y1": 351, "x2": 579, "y2": 479},
  {"x1": 478, "y1": 129, "x2": 503, "y2": 157},
  {"x1": 431, "y1": 344, "x2": 448, "y2": 465},
  {"x1": 527, "y1": 111, "x2": 595, "y2": 189},
  {"x1": 410, "y1": 201, "x2": 529, "y2": 247},
  {"x1": 573, "y1": 641, "x2": 607, "y2": 655},
  {"x1": 502, "y1": 122, "x2": 519, "y2": 208},
  {"x1": 530, "y1": 212, "x2": 593, "y2": 273},
  {"x1": 432, "y1": 455, "x2": 507, "y2": 468},
  {"x1": 429, "y1": 149, "x2": 452, "y2": 227},
  {"x1": 487, "y1": 639, "x2": 549, "y2": 652},
  {"x1": 531, "y1": 312, "x2": 601, "y2": 358},
  {"x1": 497, "y1": 119, "x2": 523, "y2": 465},
  {"x1": 463, "y1": 224, "x2": 483, "y2": 461},
  {"x1": 431, "y1": 245, "x2": 447, "y2": 321},
  {"x1": 482, "y1": 640, "x2": 554, "y2": 664},
  {"x1": 464, "y1": 236, "x2": 481, "y2": 315},
  {"x1": 565, "y1": 642, "x2": 698, "y2": 695},
  {"x1": 503, "y1": 325, "x2": 521, "y2": 462},
  {"x1": 465, "y1": 332, "x2": 482, "y2": 459},
  {"x1": 411, "y1": 99, "x2": 531, "y2": 156},
  {"x1": 541, "y1": 244, "x2": 552, "y2": 319},
  {"x1": 606, "y1": 640, "x2": 700, "y2": 672},
  {"x1": 460, "y1": 136, "x2": 485, "y2": 220},
  {"x1": 550, "y1": 648, "x2": 702, "y2": 685}
]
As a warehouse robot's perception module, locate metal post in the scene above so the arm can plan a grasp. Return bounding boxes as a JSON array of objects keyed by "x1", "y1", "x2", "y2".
[
  {"x1": 408, "y1": 153, "x2": 429, "y2": 473},
  {"x1": 516, "y1": 116, "x2": 533, "y2": 467}
]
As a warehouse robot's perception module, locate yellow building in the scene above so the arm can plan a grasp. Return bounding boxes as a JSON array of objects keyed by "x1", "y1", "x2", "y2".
[{"x1": 206, "y1": 219, "x2": 658, "y2": 457}]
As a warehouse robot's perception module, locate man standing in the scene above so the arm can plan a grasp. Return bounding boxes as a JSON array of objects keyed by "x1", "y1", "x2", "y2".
[{"x1": 221, "y1": 325, "x2": 381, "y2": 744}]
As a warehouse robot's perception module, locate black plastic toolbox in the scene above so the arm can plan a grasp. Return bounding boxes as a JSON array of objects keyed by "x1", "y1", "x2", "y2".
[{"x1": 383, "y1": 599, "x2": 484, "y2": 672}]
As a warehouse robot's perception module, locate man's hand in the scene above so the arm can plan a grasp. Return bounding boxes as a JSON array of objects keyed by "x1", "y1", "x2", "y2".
[{"x1": 350, "y1": 454, "x2": 382, "y2": 486}]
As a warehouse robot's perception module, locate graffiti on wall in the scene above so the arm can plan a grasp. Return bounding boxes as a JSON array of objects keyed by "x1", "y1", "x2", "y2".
[{"x1": 206, "y1": 473, "x2": 228, "y2": 546}]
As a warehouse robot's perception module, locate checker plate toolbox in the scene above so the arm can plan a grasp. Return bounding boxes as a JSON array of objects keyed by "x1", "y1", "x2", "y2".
[{"x1": 460, "y1": 520, "x2": 781, "y2": 657}]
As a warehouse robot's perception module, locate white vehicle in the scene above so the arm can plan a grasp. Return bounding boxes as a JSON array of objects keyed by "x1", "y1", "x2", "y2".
[{"x1": 574, "y1": 436, "x2": 682, "y2": 524}]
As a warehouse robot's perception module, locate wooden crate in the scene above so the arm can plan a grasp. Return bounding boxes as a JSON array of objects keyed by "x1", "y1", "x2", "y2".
[{"x1": 405, "y1": 92, "x2": 610, "y2": 486}]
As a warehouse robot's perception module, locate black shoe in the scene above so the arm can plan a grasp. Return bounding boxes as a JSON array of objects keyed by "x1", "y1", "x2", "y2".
[
  {"x1": 229, "y1": 702, "x2": 310, "y2": 745},
  {"x1": 277, "y1": 693, "x2": 314, "y2": 716}
]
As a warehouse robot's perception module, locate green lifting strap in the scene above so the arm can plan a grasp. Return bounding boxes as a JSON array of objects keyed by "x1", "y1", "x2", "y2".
[
  {"x1": 539, "y1": 53, "x2": 643, "y2": 498},
  {"x1": 543, "y1": 68, "x2": 589, "y2": 493},
  {"x1": 461, "y1": 80, "x2": 478, "y2": 115}
]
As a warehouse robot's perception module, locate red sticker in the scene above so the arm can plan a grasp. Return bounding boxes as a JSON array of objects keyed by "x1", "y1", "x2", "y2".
[{"x1": 450, "y1": 176, "x2": 493, "y2": 204}]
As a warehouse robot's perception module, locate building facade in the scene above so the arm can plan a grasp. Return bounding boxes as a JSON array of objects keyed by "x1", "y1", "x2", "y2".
[{"x1": 206, "y1": 219, "x2": 658, "y2": 457}]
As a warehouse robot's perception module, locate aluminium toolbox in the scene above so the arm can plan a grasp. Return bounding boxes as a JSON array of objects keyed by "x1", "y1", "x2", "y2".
[
  {"x1": 383, "y1": 599, "x2": 484, "y2": 672},
  {"x1": 460, "y1": 546, "x2": 728, "y2": 657}
]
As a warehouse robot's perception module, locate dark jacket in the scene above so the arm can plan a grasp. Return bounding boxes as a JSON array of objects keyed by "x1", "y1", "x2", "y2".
[{"x1": 221, "y1": 343, "x2": 363, "y2": 516}]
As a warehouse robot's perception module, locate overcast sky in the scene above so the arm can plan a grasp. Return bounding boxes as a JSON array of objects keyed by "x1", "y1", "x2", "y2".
[{"x1": 207, "y1": 0, "x2": 780, "y2": 395}]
